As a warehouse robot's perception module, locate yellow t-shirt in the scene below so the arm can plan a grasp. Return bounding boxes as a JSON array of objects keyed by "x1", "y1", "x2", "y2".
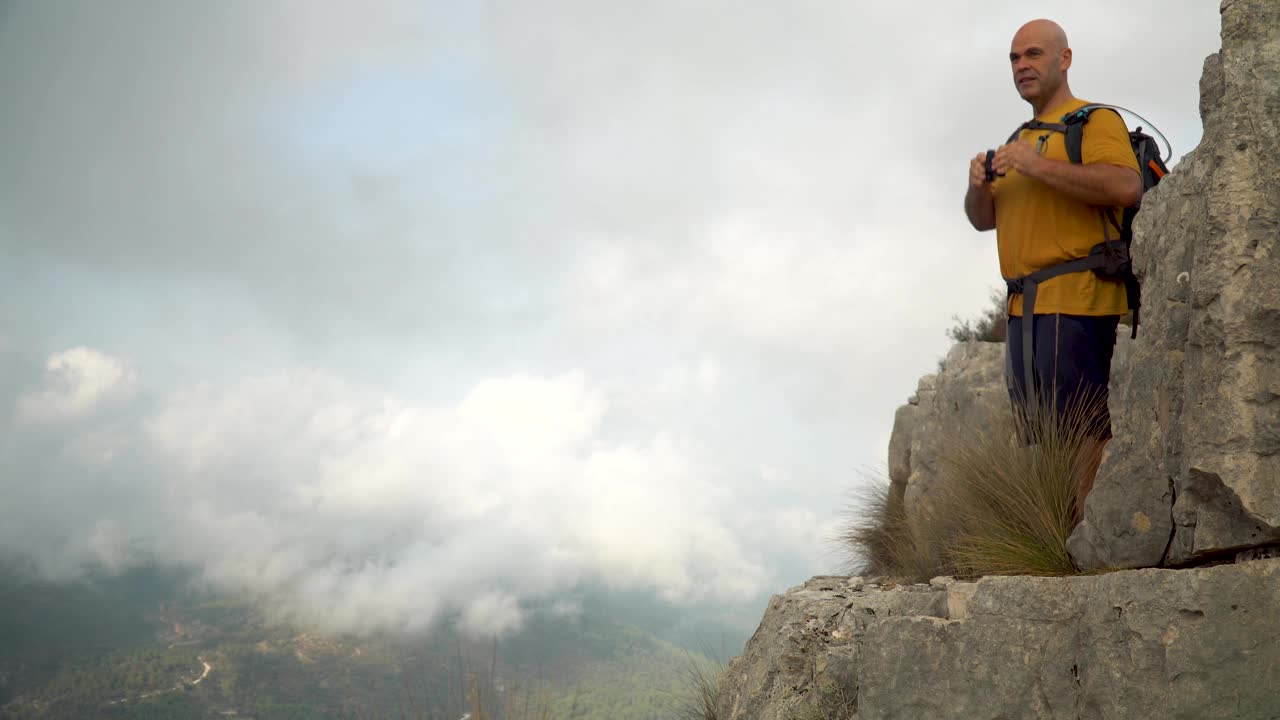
[{"x1": 993, "y1": 98, "x2": 1140, "y2": 316}]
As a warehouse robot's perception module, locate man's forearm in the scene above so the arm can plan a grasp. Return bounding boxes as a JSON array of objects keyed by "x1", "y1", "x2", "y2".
[
  {"x1": 965, "y1": 185, "x2": 996, "y2": 231},
  {"x1": 1024, "y1": 158, "x2": 1141, "y2": 208}
]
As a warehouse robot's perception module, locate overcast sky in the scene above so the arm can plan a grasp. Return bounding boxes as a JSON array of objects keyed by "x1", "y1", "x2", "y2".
[{"x1": 0, "y1": 1, "x2": 1222, "y2": 637}]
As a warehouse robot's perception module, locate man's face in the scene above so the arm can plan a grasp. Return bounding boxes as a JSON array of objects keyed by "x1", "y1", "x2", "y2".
[{"x1": 1009, "y1": 39, "x2": 1064, "y2": 103}]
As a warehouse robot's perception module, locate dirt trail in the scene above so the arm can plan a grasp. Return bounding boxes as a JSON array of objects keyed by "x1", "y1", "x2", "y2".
[
  {"x1": 192, "y1": 658, "x2": 213, "y2": 685},
  {"x1": 106, "y1": 655, "x2": 213, "y2": 706}
]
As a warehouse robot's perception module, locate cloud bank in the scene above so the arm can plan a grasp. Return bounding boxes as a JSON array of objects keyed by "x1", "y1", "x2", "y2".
[{"x1": 2, "y1": 347, "x2": 781, "y2": 635}]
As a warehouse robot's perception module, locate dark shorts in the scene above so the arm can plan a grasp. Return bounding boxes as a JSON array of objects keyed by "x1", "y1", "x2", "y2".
[{"x1": 1006, "y1": 313, "x2": 1119, "y2": 440}]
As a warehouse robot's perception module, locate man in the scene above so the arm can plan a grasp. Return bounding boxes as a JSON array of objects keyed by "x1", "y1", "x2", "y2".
[{"x1": 963, "y1": 19, "x2": 1141, "y2": 522}]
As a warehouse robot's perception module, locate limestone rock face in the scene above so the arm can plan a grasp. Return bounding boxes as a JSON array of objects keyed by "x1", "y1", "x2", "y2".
[
  {"x1": 715, "y1": 576, "x2": 949, "y2": 720},
  {"x1": 1069, "y1": 0, "x2": 1280, "y2": 568},
  {"x1": 887, "y1": 341, "x2": 1007, "y2": 523},
  {"x1": 717, "y1": 560, "x2": 1280, "y2": 720}
]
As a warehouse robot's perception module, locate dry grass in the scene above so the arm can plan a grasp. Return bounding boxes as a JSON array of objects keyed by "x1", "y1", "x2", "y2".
[
  {"x1": 841, "y1": 390, "x2": 1107, "y2": 580},
  {"x1": 785, "y1": 681, "x2": 859, "y2": 720},
  {"x1": 839, "y1": 478, "x2": 950, "y2": 582},
  {"x1": 938, "y1": 398, "x2": 1092, "y2": 577},
  {"x1": 674, "y1": 652, "x2": 723, "y2": 720}
]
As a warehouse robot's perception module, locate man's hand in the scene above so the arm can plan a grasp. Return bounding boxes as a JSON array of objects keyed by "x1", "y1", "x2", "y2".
[
  {"x1": 997, "y1": 141, "x2": 1143, "y2": 207},
  {"x1": 965, "y1": 152, "x2": 997, "y2": 231},
  {"x1": 993, "y1": 141, "x2": 1045, "y2": 179},
  {"x1": 969, "y1": 152, "x2": 993, "y2": 192}
]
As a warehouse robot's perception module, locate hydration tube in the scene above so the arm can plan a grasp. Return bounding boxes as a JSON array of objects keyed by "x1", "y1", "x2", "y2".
[{"x1": 1067, "y1": 103, "x2": 1174, "y2": 165}]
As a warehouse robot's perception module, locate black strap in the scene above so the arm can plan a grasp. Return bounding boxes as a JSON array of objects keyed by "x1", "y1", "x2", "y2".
[
  {"x1": 1006, "y1": 120, "x2": 1068, "y2": 145},
  {"x1": 1005, "y1": 255, "x2": 1108, "y2": 410},
  {"x1": 1021, "y1": 120, "x2": 1068, "y2": 134},
  {"x1": 1096, "y1": 209, "x2": 1140, "y2": 339},
  {"x1": 1099, "y1": 210, "x2": 1115, "y2": 268}
]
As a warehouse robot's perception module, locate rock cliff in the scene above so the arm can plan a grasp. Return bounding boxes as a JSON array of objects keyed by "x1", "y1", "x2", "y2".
[
  {"x1": 888, "y1": 342, "x2": 1005, "y2": 526},
  {"x1": 717, "y1": 2, "x2": 1280, "y2": 717},
  {"x1": 1069, "y1": 0, "x2": 1280, "y2": 569}
]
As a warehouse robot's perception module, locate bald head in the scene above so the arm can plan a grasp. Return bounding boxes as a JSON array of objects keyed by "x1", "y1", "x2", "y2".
[
  {"x1": 1009, "y1": 19, "x2": 1073, "y2": 114},
  {"x1": 1013, "y1": 19, "x2": 1069, "y2": 54}
]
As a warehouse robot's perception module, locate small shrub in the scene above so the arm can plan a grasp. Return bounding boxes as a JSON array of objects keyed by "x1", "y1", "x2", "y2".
[{"x1": 946, "y1": 289, "x2": 1008, "y2": 343}]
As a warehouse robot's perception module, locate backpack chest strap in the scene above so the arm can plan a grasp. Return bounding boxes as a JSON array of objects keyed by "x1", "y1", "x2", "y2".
[{"x1": 1006, "y1": 120, "x2": 1069, "y2": 145}]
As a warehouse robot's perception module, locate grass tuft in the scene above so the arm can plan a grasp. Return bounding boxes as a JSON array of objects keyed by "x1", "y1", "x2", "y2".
[
  {"x1": 674, "y1": 652, "x2": 722, "y2": 720},
  {"x1": 841, "y1": 389, "x2": 1108, "y2": 580},
  {"x1": 838, "y1": 477, "x2": 950, "y2": 582}
]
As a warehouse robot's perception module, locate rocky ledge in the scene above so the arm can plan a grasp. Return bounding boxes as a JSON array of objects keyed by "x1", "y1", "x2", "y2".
[{"x1": 716, "y1": 558, "x2": 1280, "y2": 720}]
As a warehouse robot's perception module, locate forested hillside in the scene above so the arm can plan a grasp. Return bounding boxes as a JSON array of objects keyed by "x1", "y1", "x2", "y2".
[{"x1": 0, "y1": 568, "x2": 720, "y2": 719}]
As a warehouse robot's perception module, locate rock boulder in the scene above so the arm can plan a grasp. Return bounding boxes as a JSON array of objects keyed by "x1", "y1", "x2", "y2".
[{"x1": 887, "y1": 341, "x2": 1007, "y2": 524}]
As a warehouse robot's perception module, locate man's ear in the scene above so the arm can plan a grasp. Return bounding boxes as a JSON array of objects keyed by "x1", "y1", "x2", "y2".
[{"x1": 1060, "y1": 47, "x2": 1073, "y2": 72}]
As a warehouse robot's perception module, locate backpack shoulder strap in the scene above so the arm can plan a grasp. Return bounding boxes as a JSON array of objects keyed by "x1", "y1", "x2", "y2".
[
  {"x1": 1061, "y1": 104, "x2": 1127, "y2": 165},
  {"x1": 1006, "y1": 119, "x2": 1068, "y2": 145},
  {"x1": 1062, "y1": 110, "x2": 1090, "y2": 165}
]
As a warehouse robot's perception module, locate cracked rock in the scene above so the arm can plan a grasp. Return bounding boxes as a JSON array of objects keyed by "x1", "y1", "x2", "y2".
[{"x1": 718, "y1": 559, "x2": 1280, "y2": 720}]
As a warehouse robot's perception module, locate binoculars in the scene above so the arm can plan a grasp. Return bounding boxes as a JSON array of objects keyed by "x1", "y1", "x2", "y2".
[{"x1": 983, "y1": 150, "x2": 1006, "y2": 183}]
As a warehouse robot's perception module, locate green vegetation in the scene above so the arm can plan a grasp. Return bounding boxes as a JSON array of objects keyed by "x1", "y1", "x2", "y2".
[
  {"x1": 673, "y1": 652, "x2": 722, "y2": 720},
  {"x1": 100, "y1": 693, "x2": 206, "y2": 719},
  {"x1": 946, "y1": 288, "x2": 1007, "y2": 343},
  {"x1": 841, "y1": 394, "x2": 1105, "y2": 581},
  {"x1": 0, "y1": 570, "x2": 720, "y2": 720}
]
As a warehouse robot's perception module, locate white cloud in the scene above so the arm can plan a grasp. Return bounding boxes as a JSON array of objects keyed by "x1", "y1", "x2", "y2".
[
  {"x1": 86, "y1": 520, "x2": 132, "y2": 573},
  {"x1": 2, "y1": 355, "x2": 769, "y2": 635},
  {"x1": 15, "y1": 347, "x2": 135, "y2": 424},
  {"x1": 457, "y1": 371, "x2": 605, "y2": 466},
  {"x1": 459, "y1": 591, "x2": 525, "y2": 637}
]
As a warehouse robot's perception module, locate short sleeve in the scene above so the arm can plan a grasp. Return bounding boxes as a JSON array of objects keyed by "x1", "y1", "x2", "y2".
[{"x1": 1081, "y1": 108, "x2": 1140, "y2": 172}]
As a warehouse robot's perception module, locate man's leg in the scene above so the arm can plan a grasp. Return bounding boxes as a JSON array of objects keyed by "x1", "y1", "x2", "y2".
[{"x1": 1032, "y1": 314, "x2": 1120, "y2": 524}]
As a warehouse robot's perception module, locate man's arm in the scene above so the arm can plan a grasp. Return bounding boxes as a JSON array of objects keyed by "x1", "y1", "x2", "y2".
[
  {"x1": 994, "y1": 142, "x2": 1141, "y2": 207},
  {"x1": 966, "y1": 152, "x2": 996, "y2": 231}
]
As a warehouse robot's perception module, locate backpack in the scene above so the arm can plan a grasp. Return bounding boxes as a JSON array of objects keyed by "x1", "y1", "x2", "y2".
[{"x1": 1000, "y1": 104, "x2": 1170, "y2": 403}]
